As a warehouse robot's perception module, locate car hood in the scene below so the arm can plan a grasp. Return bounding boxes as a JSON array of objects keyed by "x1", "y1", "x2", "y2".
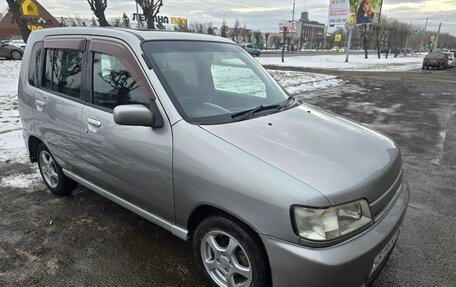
[{"x1": 201, "y1": 104, "x2": 402, "y2": 205}]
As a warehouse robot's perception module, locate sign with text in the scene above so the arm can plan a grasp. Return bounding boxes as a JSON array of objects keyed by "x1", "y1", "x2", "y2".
[
  {"x1": 328, "y1": 0, "x2": 382, "y2": 26},
  {"x1": 279, "y1": 23, "x2": 297, "y2": 33},
  {"x1": 132, "y1": 13, "x2": 187, "y2": 26},
  {"x1": 335, "y1": 34, "x2": 342, "y2": 42}
]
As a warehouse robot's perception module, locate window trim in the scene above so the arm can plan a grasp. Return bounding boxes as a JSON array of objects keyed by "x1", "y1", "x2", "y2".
[{"x1": 44, "y1": 36, "x2": 87, "y2": 51}]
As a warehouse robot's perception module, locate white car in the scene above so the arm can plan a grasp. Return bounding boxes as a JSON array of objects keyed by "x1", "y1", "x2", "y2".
[
  {"x1": 444, "y1": 52, "x2": 455, "y2": 67},
  {"x1": 9, "y1": 39, "x2": 26, "y2": 49}
]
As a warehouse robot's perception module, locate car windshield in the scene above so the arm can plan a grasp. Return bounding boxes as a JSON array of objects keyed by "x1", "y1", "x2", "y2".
[{"x1": 142, "y1": 41, "x2": 290, "y2": 124}]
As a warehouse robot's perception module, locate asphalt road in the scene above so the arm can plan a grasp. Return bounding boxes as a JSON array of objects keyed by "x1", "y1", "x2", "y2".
[{"x1": 1, "y1": 67, "x2": 455, "y2": 287}]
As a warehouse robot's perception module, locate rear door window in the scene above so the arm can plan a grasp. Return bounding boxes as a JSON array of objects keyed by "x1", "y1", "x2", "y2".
[
  {"x1": 43, "y1": 48, "x2": 83, "y2": 99},
  {"x1": 28, "y1": 41, "x2": 43, "y2": 87}
]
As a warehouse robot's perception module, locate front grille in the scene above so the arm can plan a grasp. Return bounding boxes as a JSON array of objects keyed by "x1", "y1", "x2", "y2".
[{"x1": 370, "y1": 169, "x2": 403, "y2": 221}]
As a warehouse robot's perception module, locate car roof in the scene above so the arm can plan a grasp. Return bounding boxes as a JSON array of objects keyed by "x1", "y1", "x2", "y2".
[{"x1": 30, "y1": 27, "x2": 234, "y2": 44}]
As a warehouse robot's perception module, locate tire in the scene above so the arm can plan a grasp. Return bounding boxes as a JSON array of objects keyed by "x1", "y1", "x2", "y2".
[
  {"x1": 10, "y1": 50, "x2": 22, "y2": 60},
  {"x1": 37, "y1": 143, "x2": 77, "y2": 196},
  {"x1": 192, "y1": 216, "x2": 270, "y2": 287},
  {"x1": 256, "y1": 52, "x2": 261, "y2": 57},
  {"x1": 422, "y1": 65, "x2": 425, "y2": 70}
]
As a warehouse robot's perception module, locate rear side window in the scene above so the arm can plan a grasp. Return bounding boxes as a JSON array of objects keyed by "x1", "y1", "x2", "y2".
[
  {"x1": 43, "y1": 48, "x2": 83, "y2": 99},
  {"x1": 92, "y1": 52, "x2": 150, "y2": 110},
  {"x1": 28, "y1": 42, "x2": 43, "y2": 87}
]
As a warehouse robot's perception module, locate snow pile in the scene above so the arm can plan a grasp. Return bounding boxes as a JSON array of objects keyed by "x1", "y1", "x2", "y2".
[
  {"x1": 0, "y1": 60, "x2": 41, "y2": 189},
  {"x1": 258, "y1": 54, "x2": 425, "y2": 71},
  {"x1": 268, "y1": 70, "x2": 345, "y2": 95}
]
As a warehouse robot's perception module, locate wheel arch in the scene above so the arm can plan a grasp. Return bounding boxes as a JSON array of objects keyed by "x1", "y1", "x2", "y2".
[
  {"x1": 28, "y1": 135, "x2": 43, "y2": 163},
  {"x1": 188, "y1": 204, "x2": 272, "y2": 283}
]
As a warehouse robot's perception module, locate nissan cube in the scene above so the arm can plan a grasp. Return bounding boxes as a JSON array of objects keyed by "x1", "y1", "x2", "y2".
[{"x1": 18, "y1": 28, "x2": 409, "y2": 287}]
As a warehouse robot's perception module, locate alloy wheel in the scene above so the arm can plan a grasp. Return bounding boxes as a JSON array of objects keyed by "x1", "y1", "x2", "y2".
[
  {"x1": 39, "y1": 151, "x2": 59, "y2": 188},
  {"x1": 201, "y1": 230, "x2": 253, "y2": 287}
]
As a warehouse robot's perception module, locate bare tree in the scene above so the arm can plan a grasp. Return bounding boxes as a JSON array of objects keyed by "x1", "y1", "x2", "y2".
[
  {"x1": 112, "y1": 18, "x2": 121, "y2": 27},
  {"x1": 122, "y1": 13, "x2": 130, "y2": 28},
  {"x1": 233, "y1": 19, "x2": 240, "y2": 42},
  {"x1": 221, "y1": 20, "x2": 228, "y2": 38},
  {"x1": 5, "y1": 0, "x2": 31, "y2": 42},
  {"x1": 207, "y1": 22, "x2": 215, "y2": 35},
  {"x1": 264, "y1": 33, "x2": 270, "y2": 49},
  {"x1": 87, "y1": 0, "x2": 110, "y2": 27},
  {"x1": 91, "y1": 17, "x2": 98, "y2": 27},
  {"x1": 197, "y1": 23, "x2": 204, "y2": 34},
  {"x1": 135, "y1": 0, "x2": 164, "y2": 30}
]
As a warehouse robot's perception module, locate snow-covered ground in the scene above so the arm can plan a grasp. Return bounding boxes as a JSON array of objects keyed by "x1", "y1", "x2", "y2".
[
  {"x1": 0, "y1": 61, "x2": 42, "y2": 189},
  {"x1": 268, "y1": 70, "x2": 345, "y2": 94},
  {"x1": 258, "y1": 54, "x2": 425, "y2": 71}
]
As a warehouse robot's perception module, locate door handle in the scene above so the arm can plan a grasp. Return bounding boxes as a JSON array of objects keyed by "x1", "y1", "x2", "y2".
[
  {"x1": 88, "y1": 118, "x2": 102, "y2": 128},
  {"x1": 35, "y1": 100, "x2": 45, "y2": 108}
]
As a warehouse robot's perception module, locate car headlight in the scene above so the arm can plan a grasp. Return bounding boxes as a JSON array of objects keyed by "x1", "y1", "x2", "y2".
[{"x1": 292, "y1": 200, "x2": 372, "y2": 241}]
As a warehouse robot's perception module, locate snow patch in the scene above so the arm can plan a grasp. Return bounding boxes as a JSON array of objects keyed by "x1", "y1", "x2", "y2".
[
  {"x1": 267, "y1": 70, "x2": 345, "y2": 95},
  {"x1": 258, "y1": 54, "x2": 424, "y2": 71}
]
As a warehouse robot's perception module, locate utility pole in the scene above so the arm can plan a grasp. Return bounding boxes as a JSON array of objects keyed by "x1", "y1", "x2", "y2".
[
  {"x1": 292, "y1": 0, "x2": 296, "y2": 23},
  {"x1": 345, "y1": 25, "x2": 354, "y2": 62},
  {"x1": 405, "y1": 21, "x2": 412, "y2": 51},
  {"x1": 282, "y1": 26, "x2": 288, "y2": 63},
  {"x1": 420, "y1": 18, "x2": 428, "y2": 50},
  {"x1": 435, "y1": 22, "x2": 442, "y2": 50},
  {"x1": 136, "y1": 2, "x2": 141, "y2": 29}
]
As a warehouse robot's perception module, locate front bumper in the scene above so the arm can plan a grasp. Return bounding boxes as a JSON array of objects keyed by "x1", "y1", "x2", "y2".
[{"x1": 262, "y1": 183, "x2": 410, "y2": 287}]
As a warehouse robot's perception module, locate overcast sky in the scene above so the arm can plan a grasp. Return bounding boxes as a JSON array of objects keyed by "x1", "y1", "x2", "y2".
[{"x1": 0, "y1": 0, "x2": 455, "y2": 35}]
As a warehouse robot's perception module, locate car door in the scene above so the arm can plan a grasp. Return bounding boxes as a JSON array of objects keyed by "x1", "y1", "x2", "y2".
[
  {"x1": 33, "y1": 36, "x2": 87, "y2": 171},
  {"x1": 0, "y1": 42, "x2": 9, "y2": 58},
  {"x1": 79, "y1": 37, "x2": 174, "y2": 223}
]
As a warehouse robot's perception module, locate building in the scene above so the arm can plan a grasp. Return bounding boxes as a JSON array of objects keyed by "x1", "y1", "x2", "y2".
[
  {"x1": 0, "y1": 0, "x2": 60, "y2": 40},
  {"x1": 297, "y1": 12, "x2": 327, "y2": 50},
  {"x1": 276, "y1": 12, "x2": 327, "y2": 50}
]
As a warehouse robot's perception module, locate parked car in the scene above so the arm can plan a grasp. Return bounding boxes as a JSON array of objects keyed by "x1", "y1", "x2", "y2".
[
  {"x1": 422, "y1": 52, "x2": 450, "y2": 69},
  {"x1": 0, "y1": 41, "x2": 24, "y2": 60},
  {"x1": 238, "y1": 43, "x2": 261, "y2": 56},
  {"x1": 18, "y1": 28, "x2": 409, "y2": 287},
  {"x1": 9, "y1": 39, "x2": 26, "y2": 49},
  {"x1": 443, "y1": 52, "x2": 455, "y2": 67}
]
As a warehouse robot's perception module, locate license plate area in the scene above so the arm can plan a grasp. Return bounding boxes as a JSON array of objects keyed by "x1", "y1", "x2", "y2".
[{"x1": 370, "y1": 229, "x2": 400, "y2": 275}]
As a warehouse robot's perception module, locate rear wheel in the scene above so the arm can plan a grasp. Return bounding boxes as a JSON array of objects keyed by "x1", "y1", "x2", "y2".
[
  {"x1": 192, "y1": 216, "x2": 270, "y2": 287},
  {"x1": 10, "y1": 50, "x2": 22, "y2": 60},
  {"x1": 37, "y1": 143, "x2": 77, "y2": 195}
]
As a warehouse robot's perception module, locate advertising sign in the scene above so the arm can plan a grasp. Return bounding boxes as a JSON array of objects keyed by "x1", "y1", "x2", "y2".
[
  {"x1": 279, "y1": 23, "x2": 297, "y2": 33},
  {"x1": 328, "y1": 0, "x2": 382, "y2": 26},
  {"x1": 133, "y1": 14, "x2": 187, "y2": 26}
]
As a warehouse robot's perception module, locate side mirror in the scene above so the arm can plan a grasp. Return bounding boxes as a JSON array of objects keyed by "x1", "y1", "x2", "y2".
[{"x1": 113, "y1": 104, "x2": 156, "y2": 127}]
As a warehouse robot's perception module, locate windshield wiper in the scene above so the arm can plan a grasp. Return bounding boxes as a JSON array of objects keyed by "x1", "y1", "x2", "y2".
[{"x1": 231, "y1": 97, "x2": 295, "y2": 122}]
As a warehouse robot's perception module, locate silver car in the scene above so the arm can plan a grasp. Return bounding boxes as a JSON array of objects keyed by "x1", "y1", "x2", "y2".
[{"x1": 18, "y1": 28, "x2": 409, "y2": 287}]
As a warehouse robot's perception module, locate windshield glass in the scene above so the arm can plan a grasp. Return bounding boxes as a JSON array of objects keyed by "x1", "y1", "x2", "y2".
[{"x1": 142, "y1": 41, "x2": 289, "y2": 124}]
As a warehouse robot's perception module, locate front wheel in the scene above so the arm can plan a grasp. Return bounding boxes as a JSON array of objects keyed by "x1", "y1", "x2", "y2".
[
  {"x1": 10, "y1": 50, "x2": 22, "y2": 60},
  {"x1": 256, "y1": 52, "x2": 261, "y2": 57},
  {"x1": 192, "y1": 216, "x2": 270, "y2": 287},
  {"x1": 37, "y1": 143, "x2": 77, "y2": 195}
]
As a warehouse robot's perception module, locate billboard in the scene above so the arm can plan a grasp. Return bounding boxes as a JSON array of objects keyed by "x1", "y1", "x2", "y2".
[
  {"x1": 279, "y1": 23, "x2": 297, "y2": 33},
  {"x1": 328, "y1": 0, "x2": 382, "y2": 26}
]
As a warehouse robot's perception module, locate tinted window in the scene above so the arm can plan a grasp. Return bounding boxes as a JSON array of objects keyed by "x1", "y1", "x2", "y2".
[
  {"x1": 43, "y1": 49, "x2": 83, "y2": 98},
  {"x1": 92, "y1": 52, "x2": 150, "y2": 110},
  {"x1": 28, "y1": 41, "x2": 43, "y2": 87}
]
